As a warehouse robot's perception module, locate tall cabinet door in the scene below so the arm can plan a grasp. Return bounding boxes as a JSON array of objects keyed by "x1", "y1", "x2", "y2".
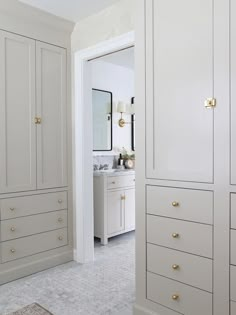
[
  {"x1": 36, "y1": 42, "x2": 67, "y2": 189},
  {"x1": 0, "y1": 31, "x2": 36, "y2": 193},
  {"x1": 125, "y1": 189, "x2": 135, "y2": 230},
  {"x1": 107, "y1": 191, "x2": 125, "y2": 235},
  {"x1": 146, "y1": 0, "x2": 214, "y2": 183}
]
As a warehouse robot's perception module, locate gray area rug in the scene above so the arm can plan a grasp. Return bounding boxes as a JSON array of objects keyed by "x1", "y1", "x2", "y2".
[{"x1": 7, "y1": 304, "x2": 53, "y2": 315}]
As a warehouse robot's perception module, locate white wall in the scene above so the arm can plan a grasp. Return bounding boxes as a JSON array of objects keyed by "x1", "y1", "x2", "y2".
[
  {"x1": 91, "y1": 60, "x2": 134, "y2": 155},
  {"x1": 71, "y1": 0, "x2": 135, "y2": 51}
]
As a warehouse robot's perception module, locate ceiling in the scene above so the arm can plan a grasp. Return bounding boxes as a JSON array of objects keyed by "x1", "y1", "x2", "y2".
[
  {"x1": 99, "y1": 47, "x2": 135, "y2": 70},
  {"x1": 18, "y1": 0, "x2": 120, "y2": 22}
]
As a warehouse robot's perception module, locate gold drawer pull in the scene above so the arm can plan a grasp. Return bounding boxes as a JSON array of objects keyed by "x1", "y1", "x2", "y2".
[
  {"x1": 58, "y1": 236, "x2": 63, "y2": 241},
  {"x1": 10, "y1": 227, "x2": 16, "y2": 232},
  {"x1": 58, "y1": 199, "x2": 63, "y2": 204},
  {"x1": 58, "y1": 218, "x2": 63, "y2": 223},
  {"x1": 172, "y1": 264, "x2": 180, "y2": 270},
  {"x1": 172, "y1": 201, "x2": 179, "y2": 207},
  {"x1": 10, "y1": 248, "x2": 16, "y2": 253},
  {"x1": 172, "y1": 294, "x2": 179, "y2": 301},
  {"x1": 10, "y1": 208, "x2": 15, "y2": 211},
  {"x1": 172, "y1": 233, "x2": 180, "y2": 239}
]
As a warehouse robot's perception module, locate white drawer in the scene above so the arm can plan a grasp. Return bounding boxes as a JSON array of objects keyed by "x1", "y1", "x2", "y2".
[
  {"x1": 147, "y1": 244, "x2": 212, "y2": 292},
  {"x1": 0, "y1": 192, "x2": 67, "y2": 220},
  {"x1": 231, "y1": 194, "x2": 236, "y2": 229},
  {"x1": 107, "y1": 175, "x2": 135, "y2": 190},
  {"x1": 147, "y1": 186, "x2": 213, "y2": 225},
  {"x1": 147, "y1": 215, "x2": 213, "y2": 258},
  {"x1": 231, "y1": 230, "x2": 236, "y2": 265},
  {"x1": 231, "y1": 301, "x2": 236, "y2": 314},
  {"x1": 1, "y1": 210, "x2": 67, "y2": 241},
  {"x1": 231, "y1": 265, "x2": 236, "y2": 302},
  {"x1": 147, "y1": 272, "x2": 212, "y2": 315},
  {"x1": 1, "y1": 228, "x2": 68, "y2": 263}
]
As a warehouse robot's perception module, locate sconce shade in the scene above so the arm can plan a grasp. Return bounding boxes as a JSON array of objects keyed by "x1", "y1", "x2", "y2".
[{"x1": 117, "y1": 101, "x2": 127, "y2": 113}]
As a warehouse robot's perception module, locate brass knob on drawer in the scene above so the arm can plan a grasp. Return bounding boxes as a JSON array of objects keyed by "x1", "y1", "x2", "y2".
[
  {"x1": 58, "y1": 218, "x2": 63, "y2": 223},
  {"x1": 58, "y1": 199, "x2": 63, "y2": 204},
  {"x1": 172, "y1": 201, "x2": 179, "y2": 207},
  {"x1": 121, "y1": 195, "x2": 126, "y2": 200},
  {"x1": 10, "y1": 248, "x2": 16, "y2": 253},
  {"x1": 10, "y1": 227, "x2": 16, "y2": 232},
  {"x1": 172, "y1": 294, "x2": 179, "y2": 301},
  {"x1": 58, "y1": 236, "x2": 63, "y2": 241},
  {"x1": 172, "y1": 233, "x2": 180, "y2": 239},
  {"x1": 172, "y1": 264, "x2": 180, "y2": 270},
  {"x1": 10, "y1": 208, "x2": 15, "y2": 211}
]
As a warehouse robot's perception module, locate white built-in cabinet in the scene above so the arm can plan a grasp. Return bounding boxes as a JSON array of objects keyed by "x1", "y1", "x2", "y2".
[
  {"x1": 0, "y1": 4, "x2": 73, "y2": 285},
  {"x1": 94, "y1": 172, "x2": 135, "y2": 245},
  {"x1": 135, "y1": 0, "x2": 233, "y2": 315}
]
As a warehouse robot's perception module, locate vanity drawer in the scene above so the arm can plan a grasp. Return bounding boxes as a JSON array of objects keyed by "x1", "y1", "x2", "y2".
[
  {"x1": 147, "y1": 215, "x2": 213, "y2": 258},
  {"x1": 231, "y1": 265, "x2": 236, "y2": 302},
  {"x1": 1, "y1": 228, "x2": 68, "y2": 263},
  {"x1": 0, "y1": 192, "x2": 67, "y2": 220},
  {"x1": 231, "y1": 194, "x2": 236, "y2": 229},
  {"x1": 1, "y1": 210, "x2": 67, "y2": 241},
  {"x1": 231, "y1": 230, "x2": 236, "y2": 265},
  {"x1": 147, "y1": 272, "x2": 212, "y2": 315},
  {"x1": 107, "y1": 175, "x2": 135, "y2": 190},
  {"x1": 147, "y1": 186, "x2": 213, "y2": 225},
  {"x1": 231, "y1": 301, "x2": 236, "y2": 314},
  {"x1": 147, "y1": 243, "x2": 212, "y2": 292}
]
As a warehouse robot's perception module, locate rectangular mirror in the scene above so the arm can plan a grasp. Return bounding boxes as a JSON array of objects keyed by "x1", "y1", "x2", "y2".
[{"x1": 92, "y1": 89, "x2": 113, "y2": 151}]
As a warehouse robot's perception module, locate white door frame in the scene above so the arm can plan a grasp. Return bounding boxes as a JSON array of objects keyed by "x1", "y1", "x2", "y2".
[{"x1": 73, "y1": 31, "x2": 135, "y2": 263}]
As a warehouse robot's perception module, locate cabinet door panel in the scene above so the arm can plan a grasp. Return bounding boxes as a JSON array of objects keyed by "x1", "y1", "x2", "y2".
[
  {"x1": 125, "y1": 189, "x2": 135, "y2": 230},
  {"x1": 36, "y1": 42, "x2": 67, "y2": 189},
  {"x1": 107, "y1": 191, "x2": 124, "y2": 235},
  {"x1": 0, "y1": 31, "x2": 36, "y2": 193},
  {"x1": 146, "y1": 0, "x2": 214, "y2": 183}
]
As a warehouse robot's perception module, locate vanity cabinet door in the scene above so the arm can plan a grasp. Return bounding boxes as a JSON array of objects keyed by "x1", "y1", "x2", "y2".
[
  {"x1": 125, "y1": 188, "x2": 135, "y2": 230},
  {"x1": 36, "y1": 42, "x2": 67, "y2": 189},
  {"x1": 0, "y1": 31, "x2": 36, "y2": 193},
  {"x1": 107, "y1": 190, "x2": 125, "y2": 235}
]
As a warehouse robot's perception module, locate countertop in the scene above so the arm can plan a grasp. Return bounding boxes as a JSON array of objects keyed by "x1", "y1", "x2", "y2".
[{"x1": 93, "y1": 169, "x2": 135, "y2": 177}]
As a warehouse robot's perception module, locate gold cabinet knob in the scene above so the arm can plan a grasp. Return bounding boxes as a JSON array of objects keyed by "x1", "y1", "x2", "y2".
[
  {"x1": 172, "y1": 201, "x2": 179, "y2": 207},
  {"x1": 172, "y1": 294, "x2": 179, "y2": 301},
  {"x1": 10, "y1": 207, "x2": 15, "y2": 211},
  {"x1": 172, "y1": 233, "x2": 180, "y2": 238},
  {"x1": 10, "y1": 227, "x2": 16, "y2": 232},
  {"x1": 34, "y1": 117, "x2": 42, "y2": 124},
  {"x1": 10, "y1": 248, "x2": 16, "y2": 253},
  {"x1": 172, "y1": 264, "x2": 180, "y2": 270},
  {"x1": 58, "y1": 236, "x2": 63, "y2": 241},
  {"x1": 204, "y1": 98, "x2": 216, "y2": 108},
  {"x1": 121, "y1": 195, "x2": 126, "y2": 200},
  {"x1": 58, "y1": 218, "x2": 63, "y2": 223},
  {"x1": 58, "y1": 199, "x2": 63, "y2": 204}
]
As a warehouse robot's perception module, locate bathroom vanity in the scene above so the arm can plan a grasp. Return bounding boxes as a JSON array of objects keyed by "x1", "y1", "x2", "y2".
[{"x1": 93, "y1": 170, "x2": 135, "y2": 245}]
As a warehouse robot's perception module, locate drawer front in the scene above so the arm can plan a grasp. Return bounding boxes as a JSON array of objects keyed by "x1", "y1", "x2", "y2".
[
  {"x1": 231, "y1": 265, "x2": 236, "y2": 302},
  {"x1": 231, "y1": 194, "x2": 236, "y2": 229},
  {"x1": 231, "y1": 230, "x2": 236, "y2": 265},
  {"x1": 147, "y1": 215, "x2": 213, "y2": 258},
  {"x1": 147, "y1": 186, "x2": 213, "y2": 224},
  {"x1": 231, "y1": 301, "x2": 236, "y2": 314},
  {"x1": 1, "y1": 228, "x2": 68, "y2": 263},
  {"x1": 147, "y1": 272, "x2": 212, "y2": 315},
  {"x1": 107, "y1": 175, "x2": 135, "y2": 190},
  {"x1": 0, "y1": 192, "x2": 67, "y2": 220},
  {"x1": 1, "y1": 210, "x2": 67, "y2": 241},
  {"x1": 147, "y1": 244, "x2": 212, "y2": 292}
]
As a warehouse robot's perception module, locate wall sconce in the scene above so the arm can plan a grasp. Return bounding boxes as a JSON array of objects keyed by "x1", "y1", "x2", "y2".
[{"x1": 117, "y1": 101, "x2": 133, "y2": 128}]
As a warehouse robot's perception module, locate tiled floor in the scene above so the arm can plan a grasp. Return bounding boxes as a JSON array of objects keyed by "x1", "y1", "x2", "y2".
[{"x1": 0, "y1": 232, "x2": 135, "y2": 315}]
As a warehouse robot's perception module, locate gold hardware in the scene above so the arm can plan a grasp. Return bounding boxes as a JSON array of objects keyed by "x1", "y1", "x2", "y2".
[
  {"x1": 10, "y1": 207, "x2": 15, "y2": 211},
  {"x1": 172, "y1": 201, "x2": 179, "y2": 207},
  {"x1": 58, "y1": 236, "x2": 63, "y2": 241},
  {"x1": 58, "y1": 199, "x2": 63, "y2": 204},
  {"x1": 10, "y1": 227, "x2": 16, "y2": 232},
  {"x1": 172, "y1": 233, "x2": 179, "y2": 238},
  {"x1": 121, "y1": 195, "x2": 126, "y2": 200},
  {"x1": 172, "y1": 264, "x2": 180, "y2": 270},
  {"x1": 172, "y1": 294, "x2": 179, "y2": 301},
  {"x1": 34, "y1": 117, "x2": 42, "y2": 124},
  {"x1": 58, "y1": 218, "x2": 63, "y2": 222},
  {"x1": 10, "y1": 249, "x2": 16, "y2": 253},
  {"x1": 204, "y1": 98, "x2": 216, "y2": 108}
]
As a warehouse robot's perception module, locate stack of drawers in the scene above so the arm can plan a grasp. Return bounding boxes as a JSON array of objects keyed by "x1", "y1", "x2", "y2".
[
  {"x1": 230, "y1": 194, "x2": 236, "y2": 313},
  {"x1": 0, "y1": 192, "x2": 68, "y2": 263},
  {"x1": 146, "y1": 186, "x2": 213, "y2": 315}
]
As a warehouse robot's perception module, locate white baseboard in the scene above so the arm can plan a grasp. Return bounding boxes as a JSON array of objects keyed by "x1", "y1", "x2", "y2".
[{"x1": 133, "y1": 304, "x2": 159, "y2": 315}]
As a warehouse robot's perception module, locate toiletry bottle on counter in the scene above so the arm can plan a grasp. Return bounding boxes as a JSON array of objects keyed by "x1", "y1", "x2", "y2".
[{"x1": 117, "y1": 154, "x2": 125, "y2": 169}]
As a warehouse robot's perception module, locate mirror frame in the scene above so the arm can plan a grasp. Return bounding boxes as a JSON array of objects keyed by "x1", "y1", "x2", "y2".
[
  {"x1": 131, "y1": 97, "x2": 135, "y2": 151},
  {"x1": 92, "y1": 88, "x2": 113, "y2": 152}
]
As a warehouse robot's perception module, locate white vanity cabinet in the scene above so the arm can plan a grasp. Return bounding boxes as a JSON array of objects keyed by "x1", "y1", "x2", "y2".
[{"x1": 94, "y1": 171, "x2": 135, "y2": 245}]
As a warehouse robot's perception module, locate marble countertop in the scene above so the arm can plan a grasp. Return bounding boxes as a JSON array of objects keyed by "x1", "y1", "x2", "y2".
[{"x1": 93, "y1": 169, "x2": 135, "y2": 177}]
